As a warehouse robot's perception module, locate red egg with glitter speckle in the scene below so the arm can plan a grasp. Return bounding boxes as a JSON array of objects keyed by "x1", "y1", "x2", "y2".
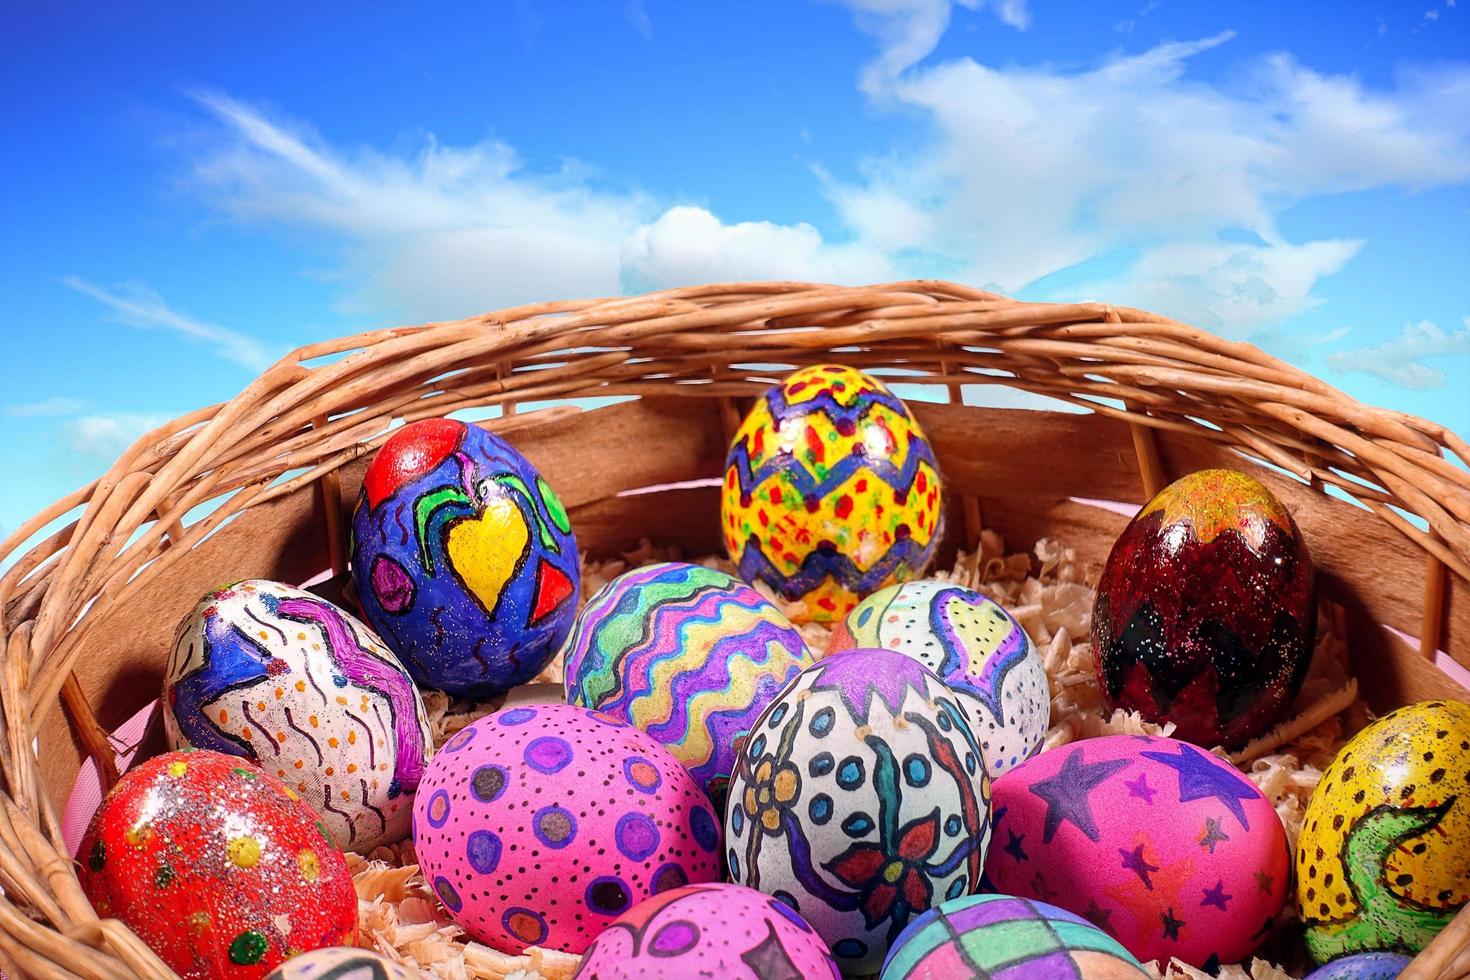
[
  {"x1": 1092, "y1": 469, "x2": 1316, "y2": 748},
  {"x1": 77, "y1": 749, "x2": 358, "y2": 979}
]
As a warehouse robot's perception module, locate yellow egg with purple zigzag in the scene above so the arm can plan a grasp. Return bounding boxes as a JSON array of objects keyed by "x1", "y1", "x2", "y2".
[{"x1": 721, "y1": 365, "x2": 943, "y2": 623}]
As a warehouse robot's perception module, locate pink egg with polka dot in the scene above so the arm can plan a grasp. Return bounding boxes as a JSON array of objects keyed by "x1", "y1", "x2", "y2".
[
  {"x1": 413, "y1": 703, "x2": 723, "y2": 955},
  {"x1": 574, "y1": 882, "x2": 841, "y2": 979}
]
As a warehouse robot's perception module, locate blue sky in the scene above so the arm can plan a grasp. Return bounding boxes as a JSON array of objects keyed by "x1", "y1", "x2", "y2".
[{"x1": 2, "y1": 0, "x2": 1468, "y2": 542}]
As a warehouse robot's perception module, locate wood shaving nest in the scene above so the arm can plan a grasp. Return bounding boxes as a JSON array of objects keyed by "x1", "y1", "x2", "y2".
[{"x1": 348, "y1": 532, "x2": 1366, "y2": 979}]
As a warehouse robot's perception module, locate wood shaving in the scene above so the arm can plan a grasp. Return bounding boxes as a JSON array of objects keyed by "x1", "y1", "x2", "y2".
[{"x1": 350, "y1": 532, "x2": 1363, "y2": 978}]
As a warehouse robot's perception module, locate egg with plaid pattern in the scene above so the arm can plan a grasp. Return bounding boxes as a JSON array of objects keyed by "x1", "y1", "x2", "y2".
[{"x1": 881, "y1": 894, "x2": 1150, "y2": 979}]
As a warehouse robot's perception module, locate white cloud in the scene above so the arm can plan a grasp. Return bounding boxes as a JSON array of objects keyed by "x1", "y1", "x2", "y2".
[
  {"x1": 3, "y1": 397, "x2": 87, "y2": 417},
  {"x1": 994, "y1": 0, "x2": 1029, "y2": 29},
  {"x1": 819, "y1": 29, "x2": 1470, "y2": 335},
  {"x1": 188, "y1": 90, "x2": 652, "y2": 317},
  {"x1": 62, "y1": 413, "x2": 174, "y2": 459},
  {"x1": 61, "y1": 276, "x2": 276, "y2": 371},
  {"x1": 623, "y1": 206, "x2": 894, "y2": 290},
  {"x1": 176, "y1": 24, "x2": 1470, "y2": 346},
  {"x1": 1327, "y1": 317, "x2": 1470, "y2": 389}
]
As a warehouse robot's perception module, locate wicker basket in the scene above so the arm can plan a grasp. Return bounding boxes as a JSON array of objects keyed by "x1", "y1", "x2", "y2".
[{"x1": 1, "y1": 280, "x2": 1467, "y2": 979}]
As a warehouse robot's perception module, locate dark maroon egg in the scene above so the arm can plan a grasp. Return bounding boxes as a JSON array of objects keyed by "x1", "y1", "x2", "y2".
[{"x1": 1091, "y1": 468, "x2": 1315, "y2": 748}]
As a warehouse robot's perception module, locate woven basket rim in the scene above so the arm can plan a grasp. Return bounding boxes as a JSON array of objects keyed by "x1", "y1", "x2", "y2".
[{"x1": 1, "y1": 278, "x2": 1468, "y2": 979}]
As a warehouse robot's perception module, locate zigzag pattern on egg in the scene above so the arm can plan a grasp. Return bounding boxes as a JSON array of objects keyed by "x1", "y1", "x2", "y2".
[
  {"x1": 722, "y1": 364, "x2": 942, "y2": 621},
  {"x1": 563, "y1": 562, "x2": 813, "y2": 796}
]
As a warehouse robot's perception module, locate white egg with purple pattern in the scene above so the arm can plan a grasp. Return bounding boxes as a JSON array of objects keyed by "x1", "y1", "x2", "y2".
[
  {"x1": 163, "y1": 580, "x2": 433, "y2": 852},
  {"x1": 829, "y1": 580, "x2": 1049, "y2": 775}
]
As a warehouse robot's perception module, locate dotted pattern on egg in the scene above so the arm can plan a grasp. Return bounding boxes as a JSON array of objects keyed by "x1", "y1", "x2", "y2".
[
  {"x1": 412, "y1": 703, "x2": 723, "y2": 956},
  {"x1": 573, "y1": 882, "x2": 841, "y2": 979},
  {"x1": 1297, "y1": 699, "x2": 1470, "y2": 962},
  {"x1": 163, "y1": 580, "x2": 433, "y2": 852},
  {"x1": 831, "y1": 580, "x2": 1049, "y2": 775}
]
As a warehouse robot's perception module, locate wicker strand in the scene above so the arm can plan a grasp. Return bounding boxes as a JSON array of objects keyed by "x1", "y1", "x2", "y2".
[{"x1": 2, "y1": 280, "x2": 1467, "y2": 980}]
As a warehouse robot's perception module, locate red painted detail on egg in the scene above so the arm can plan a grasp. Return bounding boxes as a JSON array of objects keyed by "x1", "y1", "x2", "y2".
[
  {"x1": 530, "y1": 560, "x2": 575, "y2": 624},
  {"x1": 363, "y1": 418, "x2": 464, "y2": 511}
]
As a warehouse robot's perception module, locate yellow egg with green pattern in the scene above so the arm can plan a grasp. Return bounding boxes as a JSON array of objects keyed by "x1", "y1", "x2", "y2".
[{"x1": 1297, "y1": 699, "x2": 1470, "y2": 962}]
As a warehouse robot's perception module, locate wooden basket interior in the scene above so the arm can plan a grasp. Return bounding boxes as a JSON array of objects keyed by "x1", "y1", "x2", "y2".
[{"x1": 40, "y1": 393, "x2": 1470, "y2": 815}]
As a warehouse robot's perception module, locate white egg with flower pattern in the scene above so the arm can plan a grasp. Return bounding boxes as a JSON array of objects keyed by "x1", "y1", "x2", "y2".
[{"x1": 724, "y1": 647, "x2": 992, "y2": 976}]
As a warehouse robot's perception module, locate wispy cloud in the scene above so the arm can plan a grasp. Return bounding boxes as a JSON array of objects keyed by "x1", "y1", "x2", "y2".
[
  {"x1": 820, "y1": 22, "x2": 1470, "y2": 336},
  {"x1": 61, "y1": 276, "x2": 277, "y2": 371},
  {"x1": 187, "y1": 89, "x2": 653, "y2": 317},
  {"x1": 3, "y1": 396, "x2": 87, "y2": 417},
  {"x1": 624, "y1": 0, "x2": 654, "y2": 39},
  {"x1": 837, "y1": 0, "x2": 1029, "y2": 93},
  {"x1": 61, "y1": 412, "x2": 175, "y2": 459},
  {"x1": 175, "y1": 19, "x2": 1470, "y2": 347},
  {"x1": 1327, "y1": 317, "x2": 1470, "y2": 389}
]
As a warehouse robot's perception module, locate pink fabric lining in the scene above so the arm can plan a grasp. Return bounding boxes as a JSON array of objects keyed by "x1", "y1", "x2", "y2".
[{"x1": 61, "y1": 700, "x2": 157, "y2": 858}]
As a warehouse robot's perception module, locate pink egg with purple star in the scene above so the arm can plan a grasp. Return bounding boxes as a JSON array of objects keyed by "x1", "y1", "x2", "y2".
[
  {"x1": 982, "y1": 734, "x2": 1288, "y2": 969},
  {"x1": 573, "y1": 882, "x2": 841, "y2": 979},
  {"x1": 412, "y1": 704, "x2": 723, "y2": 955}
]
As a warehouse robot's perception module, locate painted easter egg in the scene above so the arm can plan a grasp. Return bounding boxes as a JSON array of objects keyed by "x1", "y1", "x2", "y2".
[
  {"x1": 829, "y1": 580, "x2": 1049, "y2": 776},
  {"x1": 563, "y1": 562, "x2": 814, "y2": 800},
  {"x1": 412, "y1": 703, "x2": 722, "y2": 955},
  {"x1": 350, "y1": 417, "x2": 579, "y2": 697},
  {"x1": 983, "y1": 734, "x2": 1289, "y2": 968},
  {"x1": 264, "y1": 947, "x2": 417, "y2": 980},
  {"x1": 1297, "y1": 699, "x2": 1470, "y2": 963},
  {"x1": 722, "y1": 364, "x2": 942, "y2": 623},
  {"x1": 78, "y1": 749, "x2": 357, "y2": 979},
  {"x1": 1303, "y1": 952, "x2": 1414, "y2": 980},
  {"x1": 163, "y1": 580, "x2": 433, "y2": 852},
  {"x1": 573, "y1": 882, "x2": 841, "y2": 979},
  {"x1": 725, "y1": 647, "x2": 992, "y2": 975},
  {"x1": 1092, "y1": 468, "x2": 1316, "y2": 748},
  {"x1": 880, "y1": 894, "x2": 1150, "y2": 979}
]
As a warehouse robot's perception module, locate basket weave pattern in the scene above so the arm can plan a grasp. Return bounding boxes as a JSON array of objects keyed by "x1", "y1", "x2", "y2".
[{"x1": 1, "y1": 280, "x2": 1467, "y2": 978}]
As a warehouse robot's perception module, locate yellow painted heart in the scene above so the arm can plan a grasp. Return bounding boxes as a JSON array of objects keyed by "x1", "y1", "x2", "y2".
[
  {"x1": 942, "y1": 593, "x2": 1016, "y2": 658},
  {"x1": 445, "y1": 493, "x2": 530, "y2": 616}
]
